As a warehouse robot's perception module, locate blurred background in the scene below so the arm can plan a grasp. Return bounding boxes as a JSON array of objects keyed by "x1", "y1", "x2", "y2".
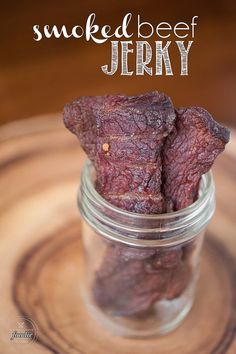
[{"x1": 0, "y1": 0, "x2": 236, "y2": 126}]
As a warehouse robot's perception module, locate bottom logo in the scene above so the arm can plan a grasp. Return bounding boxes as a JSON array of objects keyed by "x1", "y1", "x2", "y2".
[{"x1": 9, "y1": 316, "x2": 38, "y2": 344}]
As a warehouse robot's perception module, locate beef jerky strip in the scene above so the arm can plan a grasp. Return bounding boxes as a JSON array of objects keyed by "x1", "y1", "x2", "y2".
[
  {"x1": 93, "y1": 105, "x2": 230, "y2": 315},
  {"x1": 64, "y1": 92, "x2": 179, "y2": 315},
  {"x1": 162, "y1": 107, "x2": 230, "y2": 211},
  {"x1": 64, "y1": 92, "x2": 176, "y2": 213},
  {"x1": 94, "y1": 258, "x2": 172, "y2": 316},
  {"x1": 63, "y1": 95, "x2": 230, "y2": 316},
  {"x1": 152, "y1": 108, "x2": 230, "y2": 307},
  {"x1": 94, "y1": 244, "x2": 187, "y2": 315}
]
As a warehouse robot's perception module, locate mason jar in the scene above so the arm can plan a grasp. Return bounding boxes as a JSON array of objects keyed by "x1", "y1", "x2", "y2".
[{"x1": 78, "y1": 160, "x2": 215, "y2": 338}]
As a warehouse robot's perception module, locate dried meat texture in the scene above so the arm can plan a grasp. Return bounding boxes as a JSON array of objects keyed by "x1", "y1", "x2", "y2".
[
  {"x1": 95, "y1": 243, "x2": 156, "y2": 280},
  {"x1": 165, "y1": 262, "x2": 191, "y2": 300},
  {"x1": 63, "y1": 92, "x2": 230, "y2": 317},
  {"x1": 94, "y1": 244, "x2": 191, "y2": 316},
  {"x1": 162, "y1": 107, "x2": 230, "y2": 210},
  {"x1": 94, "y1": 255, "x2": 167, "y2": 316},
  {"x1": 64, "y1": 92, "x2": 176, "y2": 213},
  {"x1": 145, "y1": 247, "x2": 183, "y2": 272}
]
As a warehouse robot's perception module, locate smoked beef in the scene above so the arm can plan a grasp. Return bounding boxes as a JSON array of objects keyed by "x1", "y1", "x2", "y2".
[{"x1": 64, "y1": 92, "x2": 229, "y2": 316}]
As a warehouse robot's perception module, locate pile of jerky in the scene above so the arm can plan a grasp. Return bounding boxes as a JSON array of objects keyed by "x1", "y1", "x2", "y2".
[{"x1": 64, "y1": 92, "x2": 229, "y2": 316}]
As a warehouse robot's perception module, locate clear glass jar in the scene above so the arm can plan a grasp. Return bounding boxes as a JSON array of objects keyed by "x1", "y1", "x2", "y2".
[{"x1": 78, "y1": 160, "x2": 215, "y2": 338}]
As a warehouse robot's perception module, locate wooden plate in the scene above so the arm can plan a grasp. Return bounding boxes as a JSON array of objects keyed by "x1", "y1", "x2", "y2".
[{"x1": 0, "y1": 115, "x2": 235, "y2": 354}]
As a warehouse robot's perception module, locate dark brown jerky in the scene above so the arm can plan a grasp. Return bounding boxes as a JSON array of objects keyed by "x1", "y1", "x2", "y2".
[
  {"x1": 63, "y1": 92, "x2": 230, "y2": 317},
  {"x1": 94, "y1": 258, "x2": 169, "y2": 316},
  {"x1": 162, "y1": 107, "x2": 230, "y2": 211},
  {"x1": 165, "y1": 262, "x2": 191, "y2": 300},
  {"x1": 95, "y1": 243, "x2": 156, "y2": 281},
  {"x1": 94, "y1": 246, "x2": 190, "y2": 316},
  {"x1": 64, "y1": 91, "x2": 176, "y2": 213},
  {"x1": 63, "y1": 92, "x2": 176, "y2": 315},
  {"x1": 145, "y1": 247, "x2": 183, "y2": 272}
]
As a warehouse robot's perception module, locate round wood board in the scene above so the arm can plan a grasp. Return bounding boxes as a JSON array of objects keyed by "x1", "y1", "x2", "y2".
[{"x1": 0, "y1": 115, "x2": 235, "y2": 354}]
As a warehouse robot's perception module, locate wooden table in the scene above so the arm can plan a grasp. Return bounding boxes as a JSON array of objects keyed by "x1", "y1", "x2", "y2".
[{"x1": 0, "y1": 115, "x2": 235, "y2": 354}]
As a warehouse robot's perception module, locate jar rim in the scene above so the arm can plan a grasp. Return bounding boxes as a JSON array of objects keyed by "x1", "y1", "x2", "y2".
[{"x1": 78, "y1": 160, "x2": 215, "y2": 247}]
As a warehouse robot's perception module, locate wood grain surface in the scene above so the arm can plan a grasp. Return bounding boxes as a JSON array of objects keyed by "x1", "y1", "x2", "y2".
[{"x1": 0, "y1": 115, "x2": 235, "y2": 354}]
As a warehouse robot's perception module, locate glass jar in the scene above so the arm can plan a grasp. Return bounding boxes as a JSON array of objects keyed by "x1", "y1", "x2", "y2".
[{"x1": 78, "y1": 160, "x2": 215, "y2": 338}]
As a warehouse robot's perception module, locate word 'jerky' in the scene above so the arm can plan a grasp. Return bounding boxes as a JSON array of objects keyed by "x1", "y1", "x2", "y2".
[{"x1": 63, "y1": 91, "x2": 230, "y2": 316}]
